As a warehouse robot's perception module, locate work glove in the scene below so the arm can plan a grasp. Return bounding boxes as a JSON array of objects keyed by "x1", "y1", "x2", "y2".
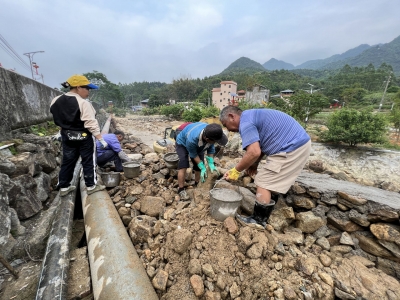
[
  {"x1": 225, "y1": 167, "x2": 241, "y2": 181},
  {"x1": 118, "y1": 151, "x2": 131, "y2": 162},
  {"x1": 205, "y1": 156, "x2": 219, "y2": 175},
  {"x1": 98, "y1": 138, "x2": 108, "y2": 150},
  {"x1": 197, "y1": 161, "x2": 208, "y2": 183},
  {"x1": 51, "y1": 131, "x2": 61, "y2": 142}
]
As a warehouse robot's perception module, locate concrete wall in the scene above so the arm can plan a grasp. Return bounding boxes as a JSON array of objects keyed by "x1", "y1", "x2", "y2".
[
  {"x1": 0, "y1": 67, "x2": 61, "y2": 140},
  {"x1": 245, "y1": 86, "x2": 270, "y2": 105}
]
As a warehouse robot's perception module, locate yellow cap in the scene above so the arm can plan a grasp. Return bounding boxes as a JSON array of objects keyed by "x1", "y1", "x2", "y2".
[{"x1": 66, "y1": 75, "x2": 98, "y2": 89}]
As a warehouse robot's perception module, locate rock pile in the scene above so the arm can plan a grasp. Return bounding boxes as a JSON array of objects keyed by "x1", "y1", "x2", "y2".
[
  {"x1": 0, "y1": 134, "x2": 61, "y2": 260},
  {"x1": 108, "y1": 141, "x2": 400, "y2": 299}
]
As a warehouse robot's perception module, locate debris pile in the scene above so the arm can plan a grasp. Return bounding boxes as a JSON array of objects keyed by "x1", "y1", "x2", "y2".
[{"x1": 106, "y1": 135, "x2": 400, "y2": 299}]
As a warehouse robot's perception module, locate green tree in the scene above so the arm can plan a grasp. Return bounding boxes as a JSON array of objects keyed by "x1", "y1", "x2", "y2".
[
  {"x1": 320, "y1": 108, "x2": 388, "y2": 146},
  {"x1": 83, "y1": 71, "x2": 124, "y2": 108},
  {"x1": 277, "y1": 91, "x2": 329, "y2": 125},
  {"x1": 340, "y1": 86, "x2": 368, "y2": 104},
  {"x1": 196, "y1": 89, "x2": 211, "y2": 105},
  {"x1": 182, "y1": 105, "x2": 203, "y2": 122},
  {"x1": 170, "y1": 76, "x2": 198, "y2": 102}
]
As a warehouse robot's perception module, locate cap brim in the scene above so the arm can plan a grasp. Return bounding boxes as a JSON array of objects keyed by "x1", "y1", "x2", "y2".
[
  {"x1": 87, "y1": 83, "x2": 99, "y2": 90},
  {"x1": 216, "y1": 133, "x2": 228, "y2": 146}
]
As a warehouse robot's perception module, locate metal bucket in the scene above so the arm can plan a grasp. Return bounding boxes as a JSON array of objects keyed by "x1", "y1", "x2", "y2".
[
  {"x1": 209, "y1": 188, "x2": 242, "y2": 221},
  {"x1": 123, "y1": 162, "x2": 141, "y2": 179},
  {"x1": 100, "y1": 171, "x2": 121, "y2": 187},
  {"x1": 163, "y1": 152, "x2": 179, "y2": 169}
]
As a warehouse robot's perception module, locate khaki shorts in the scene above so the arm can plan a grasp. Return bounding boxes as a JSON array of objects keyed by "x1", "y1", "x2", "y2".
[{"x1": 254, "y1": 140, "x2": 311, "y2": 194}]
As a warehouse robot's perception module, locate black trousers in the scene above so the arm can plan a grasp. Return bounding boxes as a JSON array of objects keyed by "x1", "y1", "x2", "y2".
[
  {"x1": 175, "y1": 143, "x2": 204, "y2": 171},
  {"x1": 58, "y1": 131, "x2": 97, "y2": 188},
  {"x1": 97, "y1": 149, "x2": 123, "y2": 172}
]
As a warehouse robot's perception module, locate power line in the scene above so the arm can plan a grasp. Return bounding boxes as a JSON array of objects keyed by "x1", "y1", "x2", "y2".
[
  {"x1": 0, "y1": 42, "x2": 30, "y2": 71},
  {"x1": 0, "y1": 33, "x2": 31, "y2": 71},
  {"x1": 0, "y1": 34, "x2": 30, "y2": 68}
]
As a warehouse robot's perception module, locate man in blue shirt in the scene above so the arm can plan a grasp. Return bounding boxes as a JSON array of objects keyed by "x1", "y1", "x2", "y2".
[
  {"x1": 96, "y1": 130, "x2": 131, "y2": 172},
  {"x1": 220, "y1": 106, "x2": 311, "y2": 229},
  {"x1": 175, "y1": 123, "x2": 228, "y2": 200}
]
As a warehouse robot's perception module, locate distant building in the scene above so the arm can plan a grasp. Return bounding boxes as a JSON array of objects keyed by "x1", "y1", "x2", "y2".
[
  {"x1": 280, "y1": 89, "x2": 295, "y2": 97},
  {"x1": 245, "y1": 84, "x2": 270, "y2": 105},
  {"x1": 212, "y1": 81, "x2": 238, "y2": 110},
  {"x1": 141, "y1": 99, "x2": 149, "y2": 107}
]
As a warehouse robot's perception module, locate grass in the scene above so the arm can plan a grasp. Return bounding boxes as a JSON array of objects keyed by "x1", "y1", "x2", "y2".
[{"x1": 30, "y1": 121, "x2": 60, "y2": 136}]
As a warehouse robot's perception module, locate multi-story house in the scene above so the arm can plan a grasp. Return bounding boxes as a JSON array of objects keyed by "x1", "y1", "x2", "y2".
[{"x1": 211, "y1": 81, "x2": 238, "y2": 110}]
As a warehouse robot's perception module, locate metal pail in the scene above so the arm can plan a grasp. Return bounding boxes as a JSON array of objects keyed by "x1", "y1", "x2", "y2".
[
  {"x1": 163, "y1": 152, "x2": 179, "y2": 169},
  {"x1": 123, "y1": 162, "x2": 141, "y2": 179},
  {"x1": 209, "y1": 188, "x2": 242, "y2": 221},
  {"x1": 100, "y1": 172, "x2": 121, "y2": 187}
]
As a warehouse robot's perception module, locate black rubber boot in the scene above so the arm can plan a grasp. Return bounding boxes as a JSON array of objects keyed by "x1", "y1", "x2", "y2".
[{"x1": 236, "y1": 199, "x2": 276, "y2": 229}]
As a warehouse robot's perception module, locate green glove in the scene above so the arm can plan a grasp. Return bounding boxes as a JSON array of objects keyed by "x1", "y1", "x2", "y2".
[
  {"x1": 205, "y1": 156, "x2": 219, "y2": 175},
  {"x1": 197, "y1": 161, "x2": 208, "y2": 182}
]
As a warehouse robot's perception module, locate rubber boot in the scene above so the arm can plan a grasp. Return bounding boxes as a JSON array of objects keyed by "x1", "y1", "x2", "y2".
[{"x1": 236, "y1": 197, "x2": 277, "y2": 229}]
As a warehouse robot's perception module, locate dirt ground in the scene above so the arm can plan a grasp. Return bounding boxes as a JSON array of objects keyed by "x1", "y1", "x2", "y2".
[
  {"x1": 116, "y1": 114, "x2": 182, "y2": 148},
  {"x1": 112, "y1": 114, "x2": 400, "y2": 299}
]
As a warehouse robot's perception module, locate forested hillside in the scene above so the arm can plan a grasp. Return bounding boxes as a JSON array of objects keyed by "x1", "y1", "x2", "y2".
[
  {"x1": 220, "y1": 57, "x2": 266, "y2": 75},
  {"x1": 296, "y1": 44, "x2": 372, "y2": 70},
  {"x1": 263, "y1": 58, "x2": 295, "y2": 70},
  {"x1": 322, "y1": 36, "x2": 400, "y2": 73},
  {"x1": 83, "y1": 62, "x2": 398, "y2": 111}
]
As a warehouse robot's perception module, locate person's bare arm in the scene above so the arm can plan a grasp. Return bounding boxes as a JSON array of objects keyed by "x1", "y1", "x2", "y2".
[{"x1": 236, "y1": 142, "x2": 262, "y2": 171}]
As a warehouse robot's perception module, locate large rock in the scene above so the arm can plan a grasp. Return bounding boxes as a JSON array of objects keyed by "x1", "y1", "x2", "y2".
[
  {"x1": 8, "y1": 174, "x2": 42, "y2": 220},
  {"x1": 7, "y1": 152, "x2": 36, "y2": 177},
  {"x1": 140, "y1": 196, "x2": 165, "y2": 217},
  {"x1": 128, "y1": 215, "x2": 158, "y2": 244},
  {"x1": 326, "y1": 257, "x2": 400, "y2": 299},
  {"x1": 23, "y1": 195, "x2": 60, "y2": 259},
  {"x1": 296, "y1": 172, "x2": 400, "y2": 210},
  {"x1": 171, "y1": 228, "x2": 193, "y2": 254},
  {"x1": 35, "y1": 150, "x2": 57, "y2": 173},
  {"x1": 0, "y1": 174, "x2": 11, "y2": 246},
  {"x1": 16, "y1": 142, "x2": 38, "y2": 153},
  {"x1": 370, "y1": 223, "x2": 400, "y2": 246},
  {"x1": 355, "y1": 233, "x2": 400, "y2": 262},
  {"x1": 144, "y1": 152, "x2": 160, "y2": 163},
  {"x1": 367, "y1": 202, "x2": 399, "y2": 222},
  {"x1": 269, "y1": 206, "x2": 295, "y2": 232},
  {"x1": 0, "y1": 156, "x2": 16, "y2": 175},
  {"x1": 327, "y1": 208, "x2": 363, "y2": 232},
  {"x1": 295, "y1": 211, "x2": 326, "y2": 233},
  {"x1": 34, "y1": 172, "x2": 51, "y2": 202}
]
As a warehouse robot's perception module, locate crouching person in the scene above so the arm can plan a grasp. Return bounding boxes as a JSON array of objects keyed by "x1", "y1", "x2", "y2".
[
  {"x1": 175, "y1": 123, "x2": 228, "y2": 200},
  {"x1": 96, "y1": 130, "x2": 131, "y2": 172}
]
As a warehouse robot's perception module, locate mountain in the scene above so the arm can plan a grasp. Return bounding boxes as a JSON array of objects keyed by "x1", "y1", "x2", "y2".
[
  {"x1": 296, "y1": 44, "x2": 371, "y2": 70},
  {"x1": 220, "y1": 57, "x2": 266, "y2": 75},
  {"x1": 321, "y1": 35, "x2": 400, "y2": 73},
  {"x1": 263, "y1": 58, "x2": 295, "y2": 70},
  {"x1": 219, "y1": 35, "x2": 400, "y2": 76}
]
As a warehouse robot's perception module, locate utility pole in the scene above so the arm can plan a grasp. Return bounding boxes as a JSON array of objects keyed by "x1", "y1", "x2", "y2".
[
  {"x1": 23, "y1": 51, "x2": 44, "y2": 80},
  {"x1": 304, "y1": 83, "x2": 314, "y2": 128},
  {"x1": 379, "y1": 73, "x2": 391, "y2": 112}
]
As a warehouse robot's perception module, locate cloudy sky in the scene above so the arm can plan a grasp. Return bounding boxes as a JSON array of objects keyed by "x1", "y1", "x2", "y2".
[{"x1": 1, "y1": 0, "x2": 399, "y2": 88}]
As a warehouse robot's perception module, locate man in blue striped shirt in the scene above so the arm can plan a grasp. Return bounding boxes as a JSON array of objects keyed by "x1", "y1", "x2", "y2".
[{"x1": 220, "y1": 106, "x2": 311, "y2": 229}]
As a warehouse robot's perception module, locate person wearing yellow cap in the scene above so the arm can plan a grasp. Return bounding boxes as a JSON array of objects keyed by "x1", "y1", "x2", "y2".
[{"x1": 50, "y1": 74, "x2": 108, "y2": 196}]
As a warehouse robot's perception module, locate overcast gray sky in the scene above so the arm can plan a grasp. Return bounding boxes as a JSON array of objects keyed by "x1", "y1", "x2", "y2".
[{"x1": 1, "y1": 0, "x2": 399, "y2": 88}]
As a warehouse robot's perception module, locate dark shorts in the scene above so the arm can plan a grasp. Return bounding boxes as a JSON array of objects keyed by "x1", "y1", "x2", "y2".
[{"x1": 176, "y1": 143, "x2": 204, "y2": 171}]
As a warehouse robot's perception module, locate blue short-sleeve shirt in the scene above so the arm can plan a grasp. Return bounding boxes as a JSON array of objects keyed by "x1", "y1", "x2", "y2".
[{"x1": 239, "y1": 109, "x2": 310, "y2": 155}]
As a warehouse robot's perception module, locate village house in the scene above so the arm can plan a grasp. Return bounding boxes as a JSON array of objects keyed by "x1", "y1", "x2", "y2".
[{"x1": 212, "y1": 81, "x2": 238, "y2": 110}]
